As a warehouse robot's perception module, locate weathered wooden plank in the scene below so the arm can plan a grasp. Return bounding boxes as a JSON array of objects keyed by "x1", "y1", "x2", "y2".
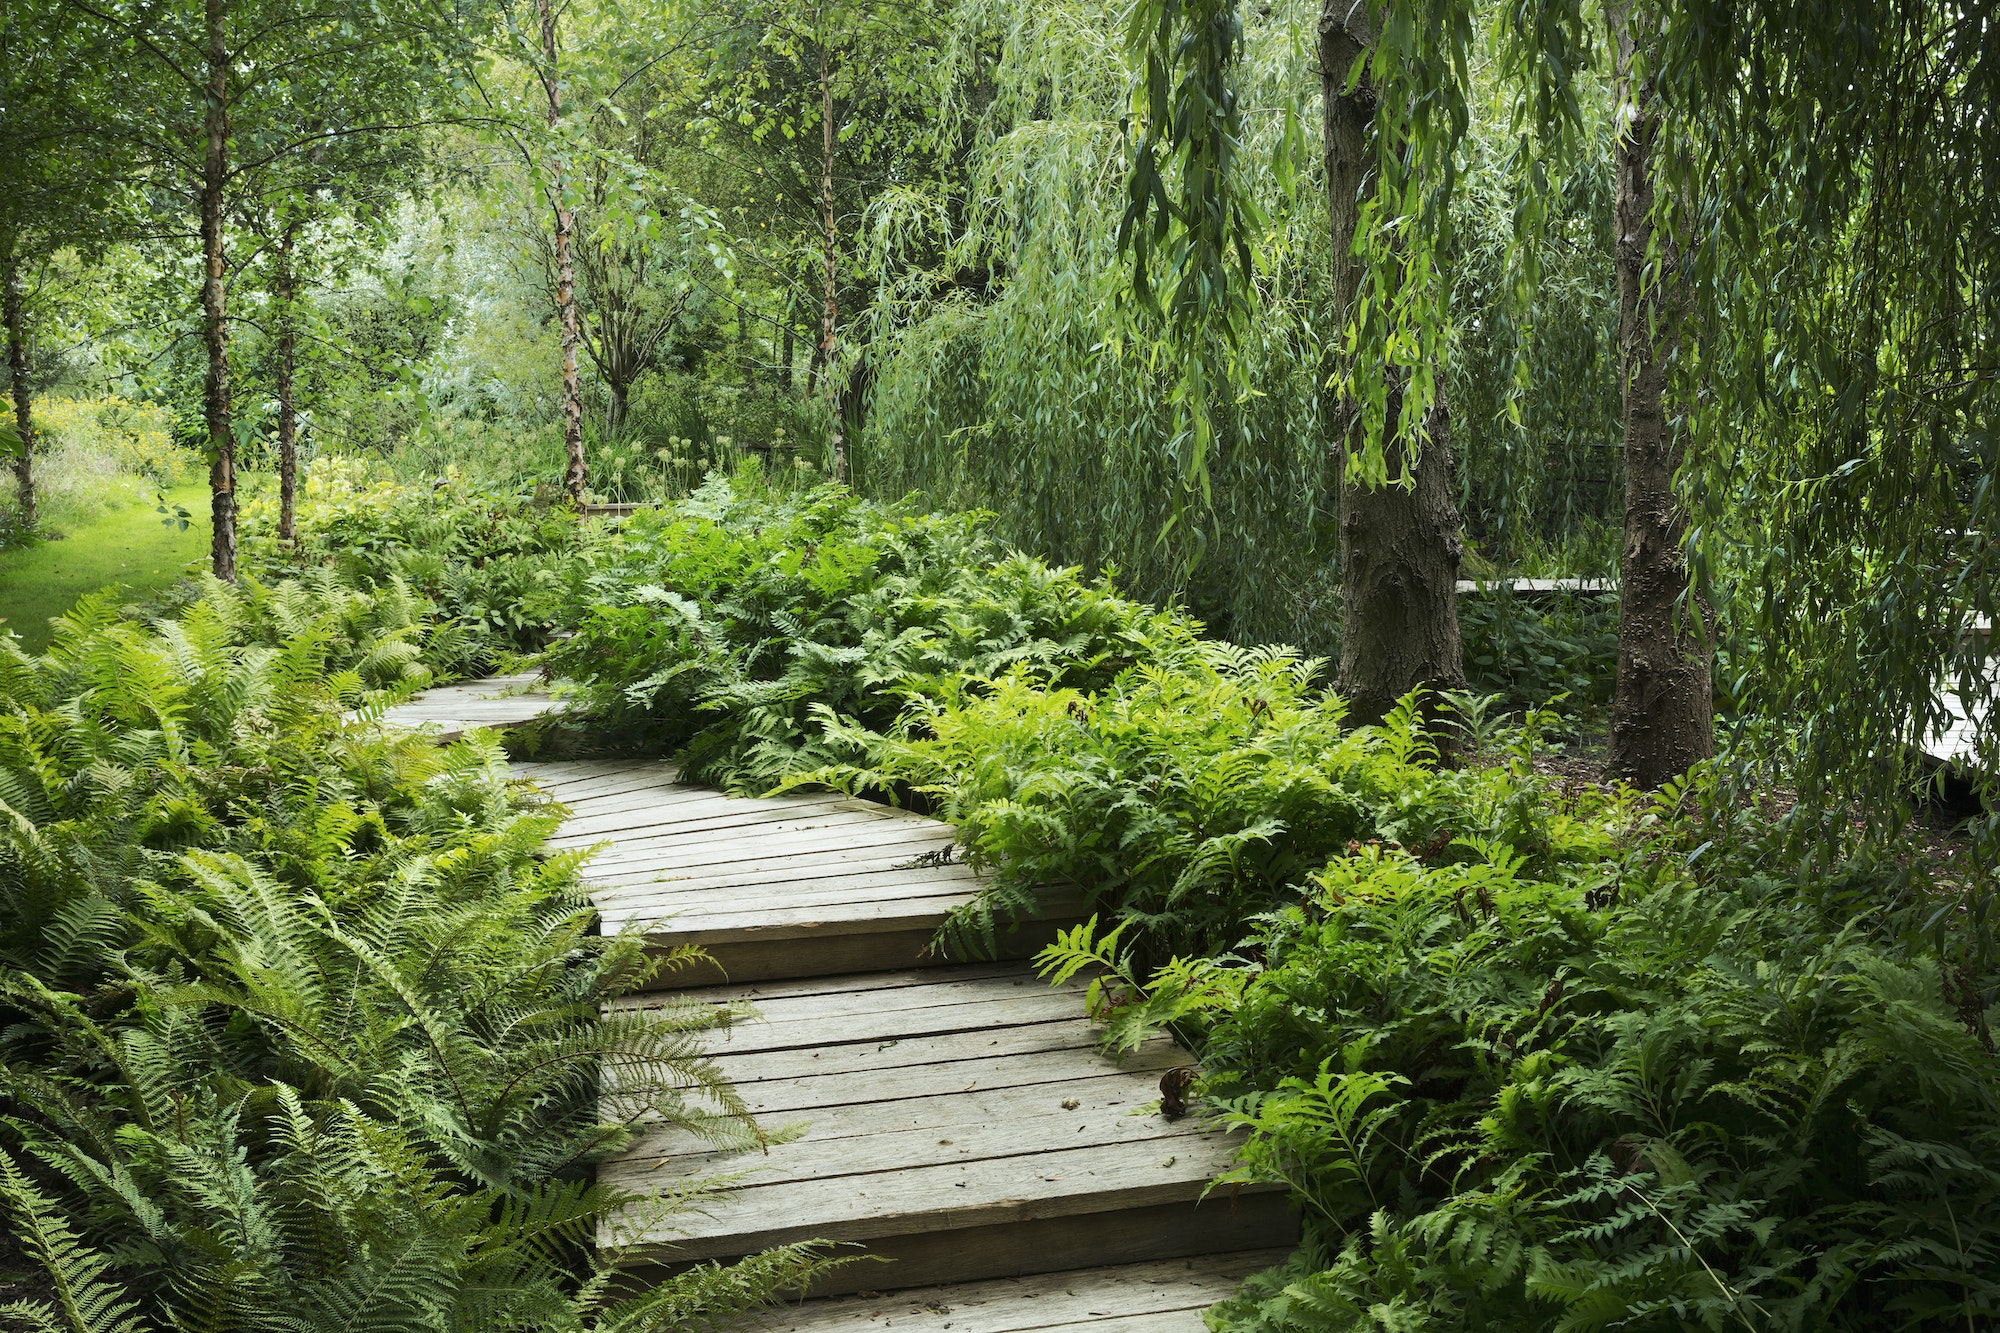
[
  {"x1": 627, "y1": 899, "x2": 979, "y2": 945},
  {"x1": 612, "y1": 868, "x2": 980, "y2": 908},
  {"x1": 369, "y1": 677, "x2": 565, "y2": 742},
  {"x1": 583, "y1": 846, "x2": 970, "y2": 892},
  {"x1": 608, "y1": 1133, "x2": 1261, "y2": 1260},
  {"x1": 551, "y1": 780, "x2": 803, "y2": 819},
  {"x1": 551, "y1": 798, "x2": 916, "y2": 845},
  {"x1": 612, "y1": 965, "x2": 1046, "y2": 1023},
  {"x1": 620, "y1": 1067, "x2": 1170, "y2": 1168},
  {"x1": 614, "y1": 977, "x2": 1086, "y2": 1055},
  {"x1": 598, "y1": 898, "x2": 976, "y2": 946},
  {"x1": 594, "y1": 864, "x2": 980, "y2": 912},
  {"x1": 554, "y1": 808, "x2": 932, "y2": 860},
  {"x1": 611, "y1": 1084, "x2": 1217, "y2": 1189},
  {"x1": 578, "y1": 820, "x2": 952, "y2": 875},
  {"x1": 529, "y1": 766, "x2": 690, "y2": 801},
  {"x1": 650, "y1": 1013, "x2": 1110, "y2": 1092},
  {"x1": 512, "y1": 759, "x2": 655, "y2": 788},
  {"x1": 679, "y1": 1037, "x2": 1187, "y2": 1121},
  {"x1": 742, "y1": 1252, "x2": 1286, "y2": 1333},
  {"x1": 590, "y1": 864, "x2": 983, "y2": 909}
]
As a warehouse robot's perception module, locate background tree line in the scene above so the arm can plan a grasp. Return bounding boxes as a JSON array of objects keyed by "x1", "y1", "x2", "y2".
[{"x1": 2, "y1": 0, "x2": 1996, "y2": 822}]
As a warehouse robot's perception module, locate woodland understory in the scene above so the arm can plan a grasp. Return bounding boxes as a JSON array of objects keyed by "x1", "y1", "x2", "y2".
[{"x1": 3, "y1": 0, "x2": 1999, "y2": 1329}]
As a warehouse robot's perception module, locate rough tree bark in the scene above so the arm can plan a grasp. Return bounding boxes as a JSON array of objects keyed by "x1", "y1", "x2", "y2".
[
  {"x1": 202, "y1": 0, "x2": 236, "y2": 580},
  {"x1": 274, "y1": 219, "x2": 299, "y2": 541},
  {"x1": 1605, "y1": 0, "x2": 1712, "y2": 786},
  {"x1": 1320, "y1": 0, "x2": 1465, "y2": 725},
  {"x1": 817, "y1": 35, "x2": 845, "y2": 483},
  {"x1": 537, "y1": 0, "x2": 587, "y2": 501},
  {"x1": 3, "y1": 248, "x2": 35, "y2": 530}
]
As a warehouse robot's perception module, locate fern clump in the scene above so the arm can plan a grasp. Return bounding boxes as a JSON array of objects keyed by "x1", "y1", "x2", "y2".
[
  {"x1": 548, "y1": 471, "x2": 1184, "y2": 789},
  {"x1": 1047, "y1": 780, "x2": 2000, "y2": 1331},
  {"x1": 0, "y1": 579, "x2": 833, "y2": 1331},
  {"x1": 237, "y1": 461, "x2": 610, "y2": 676}
]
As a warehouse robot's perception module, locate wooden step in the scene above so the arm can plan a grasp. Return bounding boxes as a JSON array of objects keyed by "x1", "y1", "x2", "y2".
[
  {"x1": 376, "y1": 672, "x2": 561, "y2": 740},
  {"x1": 513, "y1": 761, "x2": 1083, "y2": 986},
  {"x1": 599, "y1": 967, "x2": 1296, "y2": 1295},
  {"x1": 743, "y1": 1251, "x2": 1290, "y2": 1333}
]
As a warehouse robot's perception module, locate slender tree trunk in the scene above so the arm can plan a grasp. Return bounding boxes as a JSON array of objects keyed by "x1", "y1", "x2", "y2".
[
  {"x1": 818, "y1": 37, "x2": 844, "y2": 482},
  {"x1": 3, "y1": 248, "x2": 36, "y2": 530},
  {"x1": 782, "y1": 322, "x2": 795, "y2": 394},
  {"x1": 1320, "y1": 0, "x2": 1465, "y2": 725},
  {"x1": 607, "y1": 377, "x2": 628, "y2": 435},
  {"x1": 274, "y1": 219, "x2": 299, "y2": 542},
  {"x1": 202, "y1": 0, "x2": 235, "y2": 580},
  {"x1": 538, "y1": 0, "x2": 587, "y2": 501},
  {"x1": 1606, "y1": 0, "x2": 1712, "y2": 785}
]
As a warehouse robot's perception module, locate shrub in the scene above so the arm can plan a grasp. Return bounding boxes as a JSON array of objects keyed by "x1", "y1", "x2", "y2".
[
  {"x1": 816, "y1": 655, "x2": 1611, "y2": 961},
  {"x1": 1458, "y1": 588, "x2": 1620, "y2": 715}
]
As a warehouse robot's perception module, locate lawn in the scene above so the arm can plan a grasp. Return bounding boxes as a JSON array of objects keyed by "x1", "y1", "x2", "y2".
[{"x1": 0, "y1": 483, "x2": 210, "y2": 652}]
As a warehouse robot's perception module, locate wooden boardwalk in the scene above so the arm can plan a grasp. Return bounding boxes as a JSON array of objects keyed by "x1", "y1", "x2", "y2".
[
  {"x1": 380, "y1": 681, "x2": 1295, "y2": 1326},
  {"x1": 539, "y1": 760, "x2": 1295, "y2": 1311},
  {"x1": 374, "y1": 672, "x2": 562, "y2": 740}
]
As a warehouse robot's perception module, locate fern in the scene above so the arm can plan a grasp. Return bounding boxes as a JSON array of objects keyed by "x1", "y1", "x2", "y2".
[
  {"x1": 0, "y1": 570, "x2": 818, "y2": 1333},
  {"x1": 0, "y1": 1150, "x2": 148, "y2": 1333}
]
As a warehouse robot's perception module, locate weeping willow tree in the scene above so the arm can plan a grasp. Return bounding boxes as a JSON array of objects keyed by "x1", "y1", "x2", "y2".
[
  {"x1": 858, "y1": 0, "x2": 1340, "y2": 648},
  {"x1": 1646, "y1": 1, "x2": 2000, "y2": 835},
  {"x1": 859, "y1": 0, "x2": 1622, "y2": 658}
]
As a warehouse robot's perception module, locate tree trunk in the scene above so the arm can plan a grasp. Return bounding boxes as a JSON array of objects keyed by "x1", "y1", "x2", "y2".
[
  {"x1": 782, "y1": 322, "x2": 794, "y2": 394},
  {"x1": 607, "y1": 377, "x2": 629, "y2": 435},
  {"x1": 1320, "y1": 0, "x2": 1464, "y2": 725},
  {"x1": 818, "y1": 38, "x2": 844, "y2": 483},
  {"x1": 275, "y1": 220, "x2": 299, "y2": 542},
  {"x1": 3, "y1": 248, "x2": 36, "y2": 530},
  {"x1": 202, "y1": 0, "x2": 235, "y2": 580},
  {"x1": 538, "y1": 0, "x2": 587, "y2": 502},
  {"x1": 1605, "y1": 0, "x2": 1712, "y2": 786}
]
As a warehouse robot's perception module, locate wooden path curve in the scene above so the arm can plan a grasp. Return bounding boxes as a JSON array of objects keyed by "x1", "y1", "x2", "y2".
[
  {"x1": 379, "y1": 679, "x2": 1297, "y2": 1328},
  {"x1": 374, "y1": 672, "x2": 562, "y2": 741}
]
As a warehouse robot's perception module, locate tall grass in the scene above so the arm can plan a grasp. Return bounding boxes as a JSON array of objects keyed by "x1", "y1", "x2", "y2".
[{"x1": 1, "y1": 398, "x2": 200, "y2": 541}]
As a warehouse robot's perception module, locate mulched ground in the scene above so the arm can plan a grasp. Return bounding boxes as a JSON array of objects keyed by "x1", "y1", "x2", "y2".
[{"x1": 0, "y1": 1228, "x2": 58, "y2": 1313}]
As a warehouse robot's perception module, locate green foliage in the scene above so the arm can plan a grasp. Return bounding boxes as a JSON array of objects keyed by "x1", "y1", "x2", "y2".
[
  {"x1": 848, "y1": 655, "x2": 1598, "y2": 961},
  {"x1": 0, "y1": 578, "x2": 834, "y2": 1330},
  {"x1": 238, "y1": 461, "x2": 611, "y2": 673},
  {"x1": 550, "y1": 469, "x2": 1181, "y2": 788},
  {"x1": 1458, "y1": 590, "x2": 1619, "y2": 715},
  {"x1": 1054, "y1": 768, "x2": 2000, "y2": 1330},
  {"x1": 860, "y1": 0, "x2": 1622, "y2": 659}
]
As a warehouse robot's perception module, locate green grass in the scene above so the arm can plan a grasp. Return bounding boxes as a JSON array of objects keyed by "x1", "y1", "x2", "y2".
[{"x1": 0, "y1": 483, "x2": 210, "y2": 652}]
